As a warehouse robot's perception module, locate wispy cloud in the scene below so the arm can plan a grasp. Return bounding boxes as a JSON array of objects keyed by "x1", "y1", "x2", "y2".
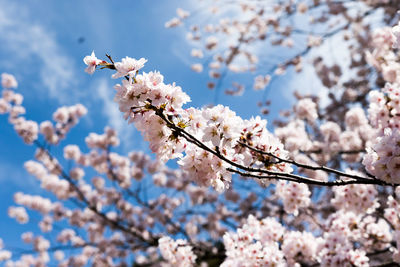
[
  {"x1": 96, "y1": 78, "x2": 125, "y2": 133},
  {"x1": 0, "y1": 0, "x2": 79, "y2": 103},
  {"x1": 94, "y1": 78, "x2": 144, "y2": 151}
]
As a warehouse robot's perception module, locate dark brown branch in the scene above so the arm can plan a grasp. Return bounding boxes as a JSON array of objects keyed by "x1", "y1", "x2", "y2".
[
  {"x1": 227, "y1": 168, "x2": 390, "y2": 186},
  {"x1": 238, "y1": 141, "x2": 379, "y2": 183}
]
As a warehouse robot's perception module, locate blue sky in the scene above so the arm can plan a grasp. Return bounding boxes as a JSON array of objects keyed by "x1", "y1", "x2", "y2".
[{"x1": 0, "y1": 0, "x2": 286, "y2": 253}]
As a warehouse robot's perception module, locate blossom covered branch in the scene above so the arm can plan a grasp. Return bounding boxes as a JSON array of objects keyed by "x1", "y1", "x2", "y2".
[{"x1": 84, "y1": 51, "x2": 400, "y2": 190}]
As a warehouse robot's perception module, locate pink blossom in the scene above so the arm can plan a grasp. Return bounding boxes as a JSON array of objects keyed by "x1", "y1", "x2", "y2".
[
  {"x1": 176, "y1": 8, "x2": 190, "y2": 19},
  {"x1": 0, "y1": 250, "x2": 11, "y2": 262},
  {"x1": 0, "y1": 98, "x2": 10, "y2": 114},
  {"x1": 205, "y1": 36, "x2": 218, "y2": 50},
  {"x1": 275, "y1": 181, "x2": 311, "y2": 215},
  {"x1": 1, "y1": 73, "x2": 18, "y2": 89},
  {"x1": 63, "y1": 145, "x2": 81, "y2": 161},
  {"x1": 8, "y1": 206, "x2": 29, "y2": 224},
  {"x1": 190, "y1": 49, "x2": 203, "y2": 58},
  {"x1": 112, "y1": 57, "x2": 147, "y2": 79},
  {"x1": 158, "y1": 236, "x2": 197, "y2": 266},
  {"x1": 13, "y1": 118, "x2": 38, "y2": 144},
  {"x1": 253, "y1": 74, "x2": 271, "y2": 91},
  {"x1": 83, "y1": 51, "x2": 103, "y2": 75},
  {"x1": 332, "y1": 170, "x2": 379, "y2": 214},
  {"x1": 295, "y1": 98, "x2": 318, "y2": 122},
  {"x1": 165, "y1": 17, "x2": 182, "y2": 28},
  {"x1": 191, "y1": 63, "x2": 203, "y2": 73}
]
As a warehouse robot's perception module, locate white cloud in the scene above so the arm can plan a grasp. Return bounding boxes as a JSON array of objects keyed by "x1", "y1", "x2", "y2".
[
  {"x1": 94, "y1": 78, "x2": 144, "y2": 151},
  {"x1": 0, "y1": 0, "x2": 79, "y2": 103},
  {"x1": 96, "y1": 78, "x2": 125, "y2": 132}
]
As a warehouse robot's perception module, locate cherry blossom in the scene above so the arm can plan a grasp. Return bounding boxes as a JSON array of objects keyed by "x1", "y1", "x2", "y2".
[
  {"x1": 1, "y1": 73, "x2": 18, "y2": 89},
  {"x1": 83, "y1": 51, "x2": 103, "y2": 75}
]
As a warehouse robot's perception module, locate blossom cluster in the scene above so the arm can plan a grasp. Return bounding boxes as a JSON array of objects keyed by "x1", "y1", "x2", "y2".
[
  {"x1": 158, "y1": 236, "x2": 196, "y2": 267},
  {"x1": 41, "y1": 104, "x2": 87, "y2": 144},
  {"x1": 318, "y1": 211, "x2": 370, "y2": 266},
  {"x1": 0, "y1": 239, "x2": 11, "y2": 262},
  {"x1": 0, "y1": 74, "x2": 87, "y2": 146},
  {"x1": 362, "y1": 28, "x2": 400, "y2": 184},
  {"x1": 0, "y1": 78, "x2": 38, "y2": 144},
  {"x1": 253, "y1": 74, "x2": 271, "y2": 91},
  {"x1": 275, "y1": 181, "x2": 310, "y2": 215},
  {"x1": 332, "y1": 175, "x2": 379, "y2": 214},
  {"x1": 219, "y1": 210, "x2": 392, "y2": 267},
  {"x1": 363, "y1": 84, "x2": 400, "y2": 183},
  {"x1": 221, "y1": 215, "x2": 286, "y2": 266},
  {"x1": 366, "y1": 27, "x2": 400, "y2": 84}
]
